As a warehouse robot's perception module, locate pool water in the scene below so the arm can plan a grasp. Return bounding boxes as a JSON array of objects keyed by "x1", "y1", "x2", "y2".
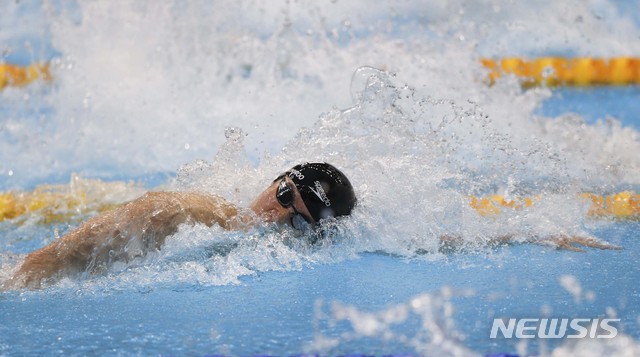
[
  {"x1": 1, "y1": 222, "x2": 638, "y2": 356},
  {"x1": 1, "y1": 1, "x2": 640, "y2": 356}
]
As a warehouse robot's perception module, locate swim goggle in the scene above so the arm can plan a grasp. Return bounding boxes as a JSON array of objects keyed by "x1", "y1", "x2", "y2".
[{"x1": 275, "y1": 177, "x2": 314, "y2": 230}]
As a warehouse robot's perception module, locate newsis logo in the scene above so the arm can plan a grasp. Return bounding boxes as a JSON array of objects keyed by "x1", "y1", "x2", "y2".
[{"x1": 490, "y1": 318, "x2": 620, "y2": 339}]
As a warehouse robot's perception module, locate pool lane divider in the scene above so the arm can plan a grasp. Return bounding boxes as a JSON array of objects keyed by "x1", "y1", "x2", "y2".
[
  {"x1": 481, "y1": 57, "x2": 640, "y2": 87},
  {"x1": 470, "y1": 191, "x2": 640, "y2": 219},
  {"x1": 0, "y1": 177, "x2": 146, "y2": 224},
  {"x1": 2, "y1": 57, "x2": 640, "y2": 90},
  {"x1": 0, "y1": 63, "x2": 51, "y2": 90},
  {"x1": 0, "y1": 179, "x2": 638, "y2": 223}
]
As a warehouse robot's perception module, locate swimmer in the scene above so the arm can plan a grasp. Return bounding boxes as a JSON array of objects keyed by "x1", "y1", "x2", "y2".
[
  {"x1": 2, "y1": 162, "x2": 618, "y2": 290},
  {"x1": 3, "y1": 162, "x2": 357, "y2": 290}
]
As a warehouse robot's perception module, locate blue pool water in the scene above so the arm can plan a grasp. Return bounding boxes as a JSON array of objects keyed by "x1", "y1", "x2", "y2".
[
  {"x1": 1, "y1": 222, "x2": 638, "y2": 356},
  {"x1": 2, "y1": 1, "x2": 640, "y2": 356},
  {"x1": 541, "y1": 87, "x2": 640, "y2": 131}
]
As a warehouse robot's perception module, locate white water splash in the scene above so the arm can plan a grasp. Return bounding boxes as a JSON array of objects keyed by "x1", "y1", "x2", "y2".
[
  {"x1": 1, "y1": 0, "x2": 639, "y2": 189},
  {"x1": 309, "y1": 287, "x2": 479, "y2": 357}
]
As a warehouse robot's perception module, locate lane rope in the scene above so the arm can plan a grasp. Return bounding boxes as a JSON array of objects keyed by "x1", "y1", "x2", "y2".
[
  {"x1": 2, "y1": 57, "x2": 640, "y2": 90},
  {"x1": 1, "y1": 178, "x2": 637, "y2": 223},
  {"x1": 0, "y1": 63, "x2": 51, "y2": 90},
  {"x1": 481, "y1": 57, "x2": 640, "y2": 86},
  {"x1": 470, "y1": 191, "x2": 640, "y2": 219},
  {"x1": 0, "y1": 176, "x2": 146, "y2": 224}
]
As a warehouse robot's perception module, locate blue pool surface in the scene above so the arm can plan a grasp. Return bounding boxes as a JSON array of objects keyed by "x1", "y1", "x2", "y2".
[
  {"x1": 541, "y1": 87, "x2": 640, "y2": 131},
  {"x1": 1, "y1": 221, "x2": 638, "y2": 356}
]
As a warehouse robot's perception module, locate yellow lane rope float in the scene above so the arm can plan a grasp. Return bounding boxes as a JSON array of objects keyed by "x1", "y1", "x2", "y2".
[
  {"x1": 0, "y1": 63, "x2": 51, "y2": 90},
  {"x1": 0, "y1": 176, "x2": 146, "y2": 225},
  {"x1": 481, "y1": 57, "x2": 640, "y2": 87},
  {"x1": 0, "y1": 178, "x2": 637, "y2": 223},
  {"x1": 470, "y1": 191, "x2": 640, "y2": 219},
  {"x1": 469, "y1": 195, "x2": 537, "y2": 216},
  {"x1": 2, "y1": 58, "x2": 640, "y2": 90},
  {"x1": 579, "y1": 192, "x2": 640, "y2": 219}
]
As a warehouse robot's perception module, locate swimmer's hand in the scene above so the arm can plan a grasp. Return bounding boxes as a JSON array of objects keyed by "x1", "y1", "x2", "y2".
[
  {"x1": 438, "y1": 234, "x2": 621, "y2": 253},
  {"x1": 537, "y1": 235, "x2": 622, "y2": 252}
]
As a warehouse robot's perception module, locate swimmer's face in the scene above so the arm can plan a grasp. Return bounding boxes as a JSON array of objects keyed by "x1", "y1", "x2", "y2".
[{"x1": 250, "y1": 176, "x2": 315, "y2": 227}]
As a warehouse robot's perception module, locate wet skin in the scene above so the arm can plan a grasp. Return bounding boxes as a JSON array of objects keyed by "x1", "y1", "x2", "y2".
[{"x1": 3, "y1": 178, "x2": 314, "y2": 290}]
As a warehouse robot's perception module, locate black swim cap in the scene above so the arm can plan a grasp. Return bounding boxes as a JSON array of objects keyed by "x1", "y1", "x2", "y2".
[{"x1": 284, "y1": 162, "x2": 357, "y2": 222}]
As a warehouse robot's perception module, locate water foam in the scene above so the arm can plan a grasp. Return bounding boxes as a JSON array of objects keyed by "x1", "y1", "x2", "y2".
[
  {"x1": 2, "y1": 0, "x2": 639, "y2": 189},
  {"x1": 2, "y1": 0, "x2": 640, "y2": 285},
  {"x1": 308, "y1": 285, "x2": 640, "y2": 357},
  {"x1": 27, "y1": 63, "x2": 632, "y2": 292},
  {"x1": 309, "y1": 287, "x2": 479, "y2": 356}
]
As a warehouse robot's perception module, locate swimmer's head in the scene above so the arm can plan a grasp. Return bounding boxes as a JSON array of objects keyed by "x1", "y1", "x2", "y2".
[
  {"x1": 250, "y1": 162, "x2": 357, "y2": 227},
  {"x1": 280, "y1": 162, "x2": 357, "y2": 222}
]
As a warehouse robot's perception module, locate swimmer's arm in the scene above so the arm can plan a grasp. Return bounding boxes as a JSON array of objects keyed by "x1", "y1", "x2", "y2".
[
  {"x1": 534, "y1": 235, "x2": 621, "y2": 252},
  {"x1": 438, "y1": 234, "x2": 621, "y2": 253},
  {"x1": 5, "y1": 191, "x2": 238, "y2": 289}
]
